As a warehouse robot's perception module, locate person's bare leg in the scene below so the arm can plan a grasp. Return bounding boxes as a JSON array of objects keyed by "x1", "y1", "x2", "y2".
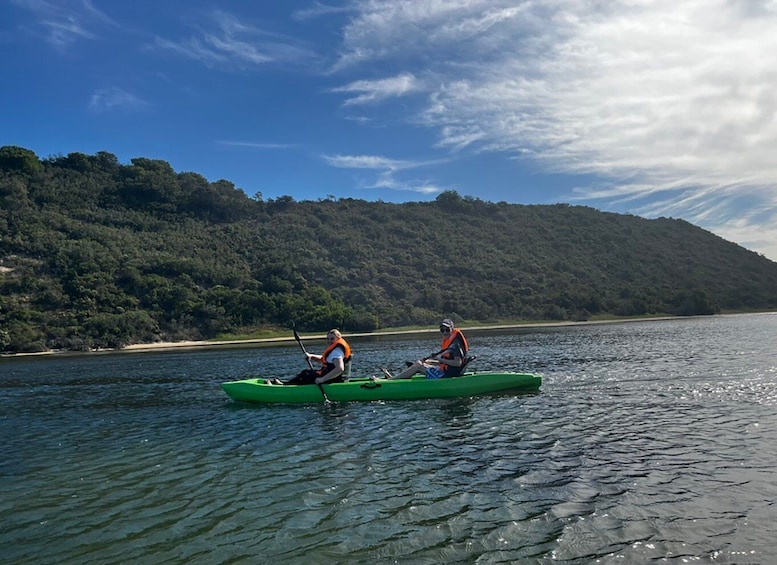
[{"x1": 392, "y1": 359, "x2": 426, "y2": 379}]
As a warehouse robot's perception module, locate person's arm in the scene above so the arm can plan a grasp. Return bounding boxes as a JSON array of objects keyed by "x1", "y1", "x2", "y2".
[
  {"x1": 429, "y1": 352, "x2": 462, "y2": 366},
  {"x1": 315, "y1": 357, "x2": 344, "y2": 384},
  {"x1": 430, "y1": 343, "x2": 464, "y2": 366},
  {"x1": 306, "y1": 352, "x2": 324, "y2": 364}
]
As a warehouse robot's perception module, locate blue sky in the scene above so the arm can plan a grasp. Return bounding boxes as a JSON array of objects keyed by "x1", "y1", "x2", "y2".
[{"x1": 3, "y1": 1, "x2": 777, "y2": 262}]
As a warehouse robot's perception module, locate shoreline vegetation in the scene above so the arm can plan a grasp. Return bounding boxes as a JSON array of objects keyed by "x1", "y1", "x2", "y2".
[
  {"x1": 2, "y1": 313, "x2": 761, "y2": 359},
  {"x1": 4, "y1": 147, "x2": 777, "y2": 356}
]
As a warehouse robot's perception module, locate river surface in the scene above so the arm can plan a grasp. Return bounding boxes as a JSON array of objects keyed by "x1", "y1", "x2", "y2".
[{"x1": 1, "y1": 313, "x2": 776, "y2": 564}]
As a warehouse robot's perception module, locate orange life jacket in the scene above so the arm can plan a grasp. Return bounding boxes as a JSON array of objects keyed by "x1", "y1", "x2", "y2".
[
  {"x1": 318, "y1": 337, "x2": 353, "y2": 374},
  {"x1": 440, "y1": 329, "x2": 468, "y2": 374}
]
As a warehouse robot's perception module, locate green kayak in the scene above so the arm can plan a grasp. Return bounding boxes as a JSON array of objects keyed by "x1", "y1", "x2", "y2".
[{"x1": 222, "y1": 372, "x2": 542, "y2": 404}]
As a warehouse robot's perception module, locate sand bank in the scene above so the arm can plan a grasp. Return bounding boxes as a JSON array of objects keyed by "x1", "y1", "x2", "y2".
[{"x1": 3, "y1": 317, "x2": 678, "y2": 358}]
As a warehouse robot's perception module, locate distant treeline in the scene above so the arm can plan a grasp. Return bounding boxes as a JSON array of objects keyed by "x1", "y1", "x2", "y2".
[{"x1": 2, "y1": 145, "x2": 777, "y2": 353}]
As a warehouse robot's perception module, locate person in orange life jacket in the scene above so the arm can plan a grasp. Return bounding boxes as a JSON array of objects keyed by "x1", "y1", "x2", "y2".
[
  {"x1": 381, "y1": 319, "x2": 468, "y2": 380},
  {"x1": 272, "y1": 329, "x2": 352, "y2": 385}
]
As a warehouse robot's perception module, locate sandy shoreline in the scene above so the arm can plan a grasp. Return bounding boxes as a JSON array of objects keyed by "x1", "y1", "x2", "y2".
[{"x1": 1, "y1": 317, "x2": 681, "y2": 358}]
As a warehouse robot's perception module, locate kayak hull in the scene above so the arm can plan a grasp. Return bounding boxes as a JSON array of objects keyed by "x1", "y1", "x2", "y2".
[{"x1": 221, "y1": 372, "x2": 542, "y2": 404}]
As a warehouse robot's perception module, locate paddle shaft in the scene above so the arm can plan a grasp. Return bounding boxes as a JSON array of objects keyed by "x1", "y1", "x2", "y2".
[
  {"x1": 293, "y1": 326, "x2": 315, "y2": 370},
  {"x1": 415, "y1": 346, "x2": 452, "y2": 364},
  {"x1": 424, "y1": 347, "x2": 446, "y2": 361},
  {"x1": 292, "y1": 325, "x2": 329, "y2": 402}
]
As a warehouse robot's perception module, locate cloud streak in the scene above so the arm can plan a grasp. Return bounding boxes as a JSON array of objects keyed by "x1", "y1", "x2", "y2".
[
  {"x1": 293, "y1": 2, "x2": 354, "y2": 21},
  {"x1": 154, "y1": 10, "x2": 320, "y2": 69},
  {"x1": 323, "y1": 153, "x2": 449, "y2": 194},
  {"x1": 334, "y1": 0, "x2": 777, "y2": 259},
  {"x1": 217, "y1": 141, "x2": 297, "y2": 150},
  {"x1": 332, "y1": 73, "x2": 422, "y2": 106},
  {"x1": 89, "y1": 87, "x2": 148, "y2": 112},
  {"x1": 11, "y1": 0, "x2": 114, "y2": 47}
]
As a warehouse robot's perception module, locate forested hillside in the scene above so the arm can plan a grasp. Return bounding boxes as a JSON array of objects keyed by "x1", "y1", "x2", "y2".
[{"x1": 2, "y1": 145, "x2": 777, "y2": 353}]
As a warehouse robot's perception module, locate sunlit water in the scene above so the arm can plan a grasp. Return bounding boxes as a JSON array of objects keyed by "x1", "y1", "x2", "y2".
[{"x1": 2, "y1": 313, "x2": 776, "y2": 564}]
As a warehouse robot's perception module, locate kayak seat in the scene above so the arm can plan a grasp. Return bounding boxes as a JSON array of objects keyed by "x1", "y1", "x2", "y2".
[{"x1": 460, "y1": 355, "x2": 477, "y2": 371}]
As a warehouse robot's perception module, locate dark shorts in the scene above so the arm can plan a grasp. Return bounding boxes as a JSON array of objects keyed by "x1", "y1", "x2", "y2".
[{"x1": 285, "y1": 369, "x2": 345, "y2": 385}]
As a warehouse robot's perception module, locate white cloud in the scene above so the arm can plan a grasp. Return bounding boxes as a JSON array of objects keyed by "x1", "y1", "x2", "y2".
[
  {"x1": 332, "y1": 73, "x2": 422, "y2": 106},
  {"x1": 323, "y1": 153, "x2": 447, "y2": 170},
  {"x1": 323, "y1": 154, "x2": 411, "y2": 170},
  {"x1": 154, "y1": 10, "x2": 319, "y2": 69},
  {"x1": 323, "y1": 153, "x2": 450, "y2": 194},
  {"x1": 367, "y1": 172, "x2": 444, "y2": 194},
  {"x1": 217, "y1": 141, "x2": 296, "y2": 150},
  {"x1": 89, "y1": 87, "x2": 148, "y2": 112},
  {"x1": 334, "y1": 0, "x2": 777, "y2": 259},
  {"x1": 11, "y1": 0, "x2": 114, "y2": 47},
  {"x1": 293, "y1": 2, "x2": 354, "y2": 21},
  {"x1": 333, "y1": 0, "x2": 533, "y2": 70}
]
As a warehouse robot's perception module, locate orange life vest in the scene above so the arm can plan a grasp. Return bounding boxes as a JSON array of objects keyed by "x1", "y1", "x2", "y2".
[
  {"x1": 318, "y1": 337, "x2": 352, "y2": 374},
  {"x1": 440, "y1": 329, "x2": 468, "y2": 374}
]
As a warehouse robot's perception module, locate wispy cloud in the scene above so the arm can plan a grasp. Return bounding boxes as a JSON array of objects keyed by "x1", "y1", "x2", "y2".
[
  {"x1": 332, "y1": 73, "x2": 423, "y2": 106},
  {"x1": 365, "y1": 173, "x2": 444, "y2": 195},
  {"x1": 333, "y1": 1, "x2": 531, "y2": 70},
  {"x1": 155, "y1": 10, "x2": 319, "y2": 69},
  {"x1": 11, "y1": 0, "x2": 115, "y2": 48},
  {"x1": 323, "y1": 153, "x2": 449, "y2": 194},
  {"x1": 217, "y1": 140, "x2": 297, "y2": 150},
  {"x1": 323, "y1": 154, "x2": 412, "y2": 170},
  {"x1": 323, "y1": 153, "x2": 448, "y2": 170},
  {"x1": 293, "y1": 2, "x2": 354, "y2": 21},
  {"x1": 89, "y1": 87, "x2": 148, "y2": 112},
  {"x1": 333, "y1": 0, "x2": 777, "y2": 259}
]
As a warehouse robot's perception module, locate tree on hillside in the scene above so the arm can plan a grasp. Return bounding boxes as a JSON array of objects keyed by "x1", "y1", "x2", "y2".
[
  {"x1": 1, "y1": 146, "x2": 775, "y2": 353},
  {"x1": 0, "y1": 146, "x2": 42, "y2": 175}
]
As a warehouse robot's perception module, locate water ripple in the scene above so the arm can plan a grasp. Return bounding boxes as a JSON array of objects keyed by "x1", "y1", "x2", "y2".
[{"x1": 3, "y1": 314, "x2": 777, "y2": 563}]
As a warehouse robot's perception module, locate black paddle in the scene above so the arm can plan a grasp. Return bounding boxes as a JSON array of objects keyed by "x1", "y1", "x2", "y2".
[
  {"x1": 292, "y1": 324, "x2": 330, "y2": 403},
  {"x1": 425, "y1": 347, "x2": 447, "y2": 360}
]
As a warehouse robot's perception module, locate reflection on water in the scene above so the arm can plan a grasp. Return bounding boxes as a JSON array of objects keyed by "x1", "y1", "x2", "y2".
[{"x1": 1, "y1": 313, "x2": 777, "y2": 564}]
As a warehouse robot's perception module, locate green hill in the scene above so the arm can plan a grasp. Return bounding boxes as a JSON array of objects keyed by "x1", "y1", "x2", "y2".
[{"x1": 2, "y1": 145, "x2": 776, "y2": 353}]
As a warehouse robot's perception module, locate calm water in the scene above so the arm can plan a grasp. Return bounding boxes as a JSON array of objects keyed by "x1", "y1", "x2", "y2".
[{"x1": 2, "y1": 313, "x2": 776, "y2": 565}]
